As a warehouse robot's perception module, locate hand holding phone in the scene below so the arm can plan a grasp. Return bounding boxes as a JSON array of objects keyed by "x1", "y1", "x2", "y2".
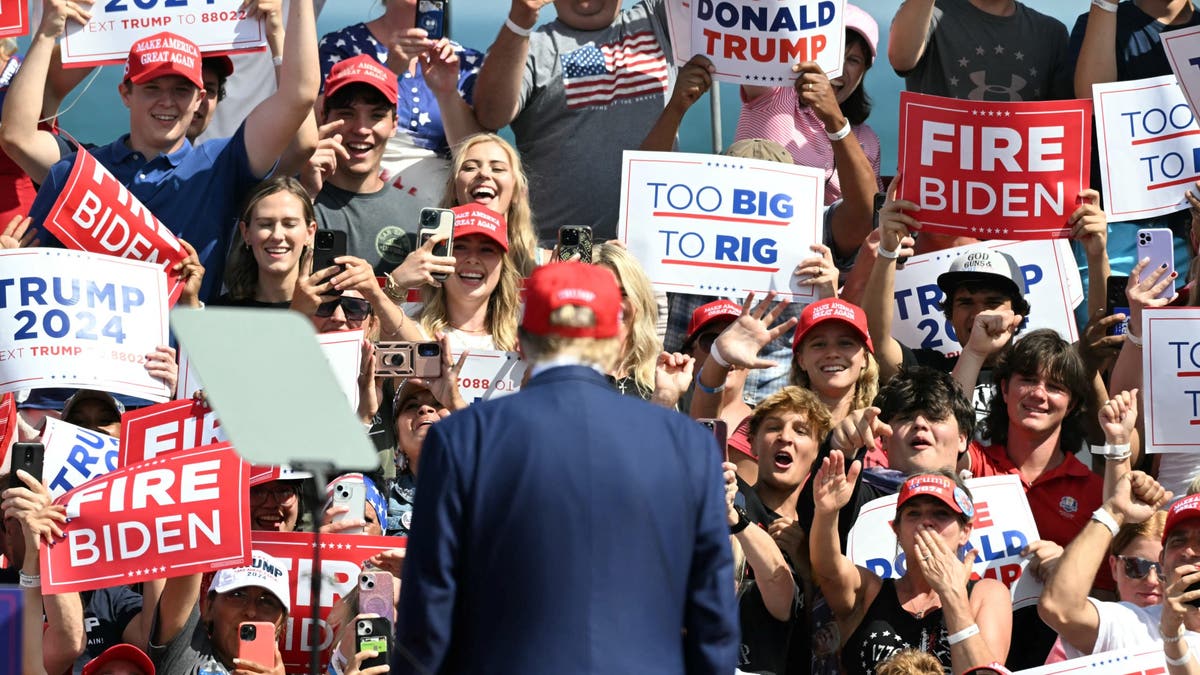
[
  {"x1": 312, "y1": 229, "x2": 349, "y2": 293},
  {"x1": 557, "y1": 225, "x2": 593, "y2": 262},
  {"x1": 698, "y1": 419, "x2": 728, "y2": 462},
  {"x1": 419, "y1": 208, "x2": 455, "y2": 282},
  {"x1": 238, "y1": 621, "x2": 277, "y2": 667},
  {"x1": 356, "y1": 617, "x2": 393, "y2": 669},
  {"x1": 1105, "y1": 276, "x2": 1130, "y2": 337},
  {"x1": 330, "y1": 480, "x2": 367, "y2": 535},
  {"x1": 9, "y1": 443, "x2": 44, "y2": 491},
  {"x1": 1136, "y1": 228, "x2": 1176, "y2": 300},
  {"x1": 358, "y1": 571, "x2": 397, "y2": 625}
]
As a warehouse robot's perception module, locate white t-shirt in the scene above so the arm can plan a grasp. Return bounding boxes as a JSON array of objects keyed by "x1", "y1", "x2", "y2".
[{"x1": 1060, "y1": 599, "x2": 1200, "y2": 660}]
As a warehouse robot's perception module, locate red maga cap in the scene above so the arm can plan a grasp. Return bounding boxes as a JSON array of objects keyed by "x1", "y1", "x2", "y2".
[
  {"x1": 324, "y1": 54, "x2": 399, "y2": 105},
  {"x1": 1165, "y1": 494, "x2": 1200, "y2": 544},
  {"x1": 451, "y1": 204, "x2": 508, "y2": 251},
  {"x1": 124, "y1": 32, "x2": 203, "y2": 89},
  {"x1": 792, "y1": 297, "x2": 874, "y2": 353},
  {"x1": 896, "y1": 474, "x2": 974, "y2": 520},
  {"x1": 521, "y1": 262, "x2": 622, "y2": 339},
  {"x1": 683, "y1": 299, "x2": 741, "y2": 349},
  {"x1": 83, "y1": 644, "x2": 155, "y2": 675}
]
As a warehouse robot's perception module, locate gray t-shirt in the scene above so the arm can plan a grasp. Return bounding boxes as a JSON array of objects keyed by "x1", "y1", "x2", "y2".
[
  {"x1": 513, "y1": 0, "x2": 675, "y2": 241},
  {"x1": 148, "y1": 604, "x2": 221, "y2": 674},
  {"x1": 314, "y1": 183, "x2": 416, "y2": 275},
  {"x1": 900, "y1": 0, "x2": 1072, "y2": 101}
]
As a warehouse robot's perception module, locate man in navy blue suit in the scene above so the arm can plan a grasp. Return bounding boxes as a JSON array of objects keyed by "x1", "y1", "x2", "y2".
[{"x1": 395, "y1": 262, "x2": 738, "y2": 674}]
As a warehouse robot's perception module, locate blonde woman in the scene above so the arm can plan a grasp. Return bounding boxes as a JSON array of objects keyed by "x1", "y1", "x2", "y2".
[
  {"x1": 789, "y1": 297, "x2": 879, "y2": 426},
  {"x1": 594, "y1": 243, "x2": 661, "y2": 399}
]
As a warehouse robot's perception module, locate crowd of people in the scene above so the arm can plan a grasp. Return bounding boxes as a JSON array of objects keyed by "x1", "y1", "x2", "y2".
[{"x1": 1, "y1": 0, "x2": 1200, "y2": 673}]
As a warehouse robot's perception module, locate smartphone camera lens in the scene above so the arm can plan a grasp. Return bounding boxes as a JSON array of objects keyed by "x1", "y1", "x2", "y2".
[
  {"x1": 562, "y1": 230, "x2": 579, "y2": 245},
  {"x1": 241, "y1": 624, "x2": 256, "y2": 640},
  {"x1": 383, "y1": 352, "x2": 408, "y2": 367},
  {"x1": 316, "y1": 231, "x2": 333, "y2": 247},
  {"x1": 417, "y1": 343, "x2": 441, "y2": 357},
  {"x1": 359, "y1": 621, "x2": 373, "y2": 635}
]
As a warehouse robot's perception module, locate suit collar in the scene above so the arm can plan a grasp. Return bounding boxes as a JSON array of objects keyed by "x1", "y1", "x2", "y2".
[{"x1": 525, "y1": 365, "x2": 612, "y2": 389}]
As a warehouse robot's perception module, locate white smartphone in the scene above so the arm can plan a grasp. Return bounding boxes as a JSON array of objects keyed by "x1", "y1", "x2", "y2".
[{"x1": 330, "y1": 480, "x2": 366, "y2": 535}]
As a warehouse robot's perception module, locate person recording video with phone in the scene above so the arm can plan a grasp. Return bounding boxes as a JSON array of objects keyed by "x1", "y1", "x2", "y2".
[{"x1": 387, "y1": 376, "x2": 464, "y2": 537}]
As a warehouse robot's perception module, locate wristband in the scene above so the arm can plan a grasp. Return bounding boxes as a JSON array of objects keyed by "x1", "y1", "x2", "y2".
[
  {"x1": 504, "y1": 17, "x2": 533, "y2": 37},
  {"x1": 947, "y1": 624, "x2": 980, "y2": 645},
  {"x1": 708, "y1": 341, "x2": 731, "y2": 369},
  {"x1": 272, "y1": 54, "x2": 283, "y2": 67},
  {"x1": 695, "y1": 365, "x2": 726, "y2": 395},
  {"x1": 329, "y1": 647, "x2": 349, "y2": 675},
  {"x1": 1126, "y1": 331, "x2": 1143, "y2": 347},
  {"x1": 1091, "y1": 507, "x2": 1120, "y2": 537},
  {"x1": 1091, "y1": 443, "x2": 1131, "y2": 462},
  {"x1": 729, "y1": 505, "x2": 751, "y2": 535},
  {"x1": 18, "y1": 571, "x2": 40, "y2": 589},
  {"x1": 1092, "y1": 0, "x2": 1119, "y2": 12},
  {"x1": 1163, "y1": 623, "x2": 1186, "y2": 643},
  {"x1": 826, "y1": 119, "x2": 852, "y2": 142},
  {"x1": 1166, "y1": 650, "x2": 1193, "y2": 667},
  {"x1": 877, "y1": 244, "x2": 901, "y2": 259}
]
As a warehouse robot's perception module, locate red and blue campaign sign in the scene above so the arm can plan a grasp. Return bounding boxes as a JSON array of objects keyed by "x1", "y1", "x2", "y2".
[
  {"x1": 897, "y1": 92, "x2": 1091, "y2": 240},
  {"x1": 0, "y1": 0, "x2": 28, "y2": 39}
]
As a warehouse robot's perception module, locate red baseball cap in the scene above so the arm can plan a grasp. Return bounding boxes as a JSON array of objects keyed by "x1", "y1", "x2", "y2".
[
  {"x1": 452, "y1": 204, "x2": 508, "y2": 251},
  {"x1": 896, "y1": 474, "x2": 974, "y2": 521},
  {"x1": 792, "y1": 298, "x2": 874, "y2": 353},
  {"x1": 123, "y1": 32, "x2": 203, "y2": 89},
  {"x1": 1165, "y1": 494, "x2": 1200, "y2": 544},
  {"x1": 83, "y1": 644, "x2": 155, "y2": 675},
  {"x1": 324, "y1": 54, "x2": 399, "y2": 105},
  {"x1": 521, "y1": 262, "x2": 621, "y2": 339},
  {"x1": 683, "y1": 299, "x2": 741, "y2": 350}
]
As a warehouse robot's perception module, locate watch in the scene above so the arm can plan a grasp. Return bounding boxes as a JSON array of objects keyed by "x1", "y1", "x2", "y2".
[{"x1": 729, "y1": 505, "x2": 751, "y2": 535}]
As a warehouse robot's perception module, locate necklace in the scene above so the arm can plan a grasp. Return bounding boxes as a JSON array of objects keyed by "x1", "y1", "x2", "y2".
[{"x1": 449, "y1": 323, "x2": 489, "y2": 335}]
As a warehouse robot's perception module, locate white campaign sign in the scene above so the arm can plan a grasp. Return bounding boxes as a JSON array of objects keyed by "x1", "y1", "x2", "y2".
[
  {"x1": 450, "y1": 350, "x2": 527, "y2": 403},
  {"x1": 1016, "y1": 644, "x2": 1166, "y2": 674},
  {"x1": 1093, "y1": 75, "x2": 1200, "y2": 221},
  {"x1": 846, "y1": 475, "x2": 1043, "y2": 609},
  {"x1": 1164, "y1": 24, "x2": 1200, "y2": 123},
  {"x1": 618, "y1": 150, "x2": 824, "y2": 301},
  {"x1": 41, "y1": 417, "x2": 121, "y2": 499},
  {"x1": 61, "y1": 0, "x2": 266, "y2": 67},
  {"x1": 890, "y1": 239, "x2": 1083, "y2": 356},
  {"x1": 0, "y1": 249, "x2": 170, "y2": 401},
  {"x1": 1142, "y1": 307, "x2": 1200, "y2": 453}
]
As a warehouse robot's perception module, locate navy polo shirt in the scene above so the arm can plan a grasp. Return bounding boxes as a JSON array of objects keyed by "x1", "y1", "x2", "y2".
[{"x1": 26, "y1": 124, "x2": 265, "y2": 303}]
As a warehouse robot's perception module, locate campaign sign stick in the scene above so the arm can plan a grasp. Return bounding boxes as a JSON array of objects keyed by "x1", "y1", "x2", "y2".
[
  {"x1": 42, "y1": 150, "x2": 189, "y2": 304},
  {"x1": 42, "y1": 443, "x2": 251, "y2": 594},
  {"x1": 1015, "y1": 644, "x2": 1166, "y2": 674},
  {"x1": 61, "y1": 0, "x2": 266, "y2": 67},
  {"x1": 689, "y1": 0, "x2": 846, "y2": 85},
  {"x1": 252, "y1": 531, "x2": 406, "y2": 673},
  {"x1": 1093, "y1": 75, "x2": 1200, "y2": 220},
  {"x1": 0, "y1": 0, "x2": 28, "y2": 39},
  {"x1": 0, "y1": 249, "x2": 170, "y2": 402},
  {"x1": 846, "y1": 475, "x2": 1044, "y2": 609},
  {"x1": 1142, "y1": 307, "x2": 1200, "y2": 453},
  {"x1": 0, "y1": 393, "x2": 15, "y2": 473},
  {"x1": 889, "y1": 239, "x2": 1082, "y2": 357},
  {"x1": 0, "y1": 589, "x2": 19, "y2": 674},
  {"x1": 618, "y1": 150, "x2": 824, "y2": 300},
  {"x1": 41, "y1": 417, "x2": 121, "y2": 499},
  {"x1": 119, "y1": 398, "x2": 226, "y2": 466},
  {"x1": 897, "y1": 92, "x2": 1091, "y2": 239},
  {"x1": 450, "y1": 350, "x2": 527, "y2": 403}
]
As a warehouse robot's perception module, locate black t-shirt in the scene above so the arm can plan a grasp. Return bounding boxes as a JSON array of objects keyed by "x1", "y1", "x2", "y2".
[{"x1": 81, "y1": 585, "x2": 143, "y2": 660}]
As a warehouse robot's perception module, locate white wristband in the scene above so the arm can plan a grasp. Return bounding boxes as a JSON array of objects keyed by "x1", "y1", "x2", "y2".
[
  {"x1": 504, "y1": 17, "x2": 533, "y2": 37},
  {"x1": 708, "y1": 341, "x2": 731, "y2": 369},
  {"x1": 826, "y1": 120, "x2": 852, "y2": 142},
  {"x1": 1091, "y1": 507, "x2": 1120, "y2": 537},
  {"x1": 18, "y1": 571, "x2": 40, "y2": 589},
  {"x1": 1091, "y1": 443, "x2": 1131, "y2": 461},
  {"x1": 877, "y1": 245, "x2": 900, "y2": 259},
  {"x1": 1092, "y1": 0, "x2": 1119, "y2": 12},
  {"x1": 272, "y1": 54, "x2": 283, "y2": 67},
  {"x1": 1126, "y1": 331, "x2": 1143, "y2": 347},
  {"x1": 947, "y1": 624, "x2": 980, "y2": 645},
  {"x1": 1166, "y1": 649, "x2": 1193, "y2": 667}
]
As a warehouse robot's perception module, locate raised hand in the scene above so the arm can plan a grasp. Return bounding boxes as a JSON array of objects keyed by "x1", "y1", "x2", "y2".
[
  {"x1": 710, "y1": 292, "x2": 798, "y2": 370},
  {"x1": 813, "y1": 449, "x2": 861, "y2": 514},
  {"x1": 829, "y1": 406, "x2": 893, "y2": 453},
  {"x1": 793, "y1": 243, "x2": 839, "y2": 299},
  {"x1": 1099, "y1": 389, "x2": 1138, "y2": 445}
]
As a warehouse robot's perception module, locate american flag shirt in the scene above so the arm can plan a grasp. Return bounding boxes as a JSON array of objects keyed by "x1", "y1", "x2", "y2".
[{"x1": 560, "y1": 31, "x2": 670, "y2": 110}]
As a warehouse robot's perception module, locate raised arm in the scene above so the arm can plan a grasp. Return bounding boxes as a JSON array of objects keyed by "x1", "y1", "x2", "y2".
[
  {"x1": 1071, "y1": 189, "x2": 1110, "y2": 320},
  {"x1": 725, "y1": 463, "x2": 793, "y2": 621},
  {"x1": 888, "y1": 0, "x2": 936, "y2": 73},
  {"x1": 861, "y1": 178, "x2": 918, "y2": 382},
  {"x1": 152, "y1": 573, "x2": 202, "y2": 646},
  {"x1": 472, "y1": 0, "x2": 553, "y2": 130},
  {"x1": 641, "y1": 55, "x2": 713, "y2": 152},
  {"x1": 809, "y1": 450, "x2": 869, "y2": 618},
  {"x1": 423, "y1": 39, "x2": 483, "y2": 149},
  {"x1": 1072, "y1": 3, "x2": 1117, "y2": 99}
]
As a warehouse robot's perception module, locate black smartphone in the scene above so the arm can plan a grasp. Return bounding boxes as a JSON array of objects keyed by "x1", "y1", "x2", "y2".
[
  {"x1": 697, "y1": 418, "x2": 728, "y2": 461},
  {"x1": 356, "y1": 617, "x2": 392, "y2": 669},
  {"x1": 419, "y1": 208, "x2": 455, "y2": 282},
  {"x1": 312, "y1": 229, "x2": 348, "y2": 285},
  {"x1": 557, "y1": 225, "x2": 593, "y2": 263},
  {"x1": 9, "y1": 442, "x2": 44, "y2": 490},
  {"x1": 1105, "y1": 275, "x2": 1130, "y2": 337},
  {"x1": 1188, "y1": 581, "x2": 1200, "y2": 608},
  {"x1": 415, "y1": 0, "x2": 447, "y2": 40}
]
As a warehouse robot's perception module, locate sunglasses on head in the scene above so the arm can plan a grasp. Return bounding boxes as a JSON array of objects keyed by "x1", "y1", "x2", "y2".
[
  {"x1": 316, "y1": 296, "x2": 371, "y2": 321},
  {"x1": 1117, "y1": 555, "x2": 1161, "y2": 579}
]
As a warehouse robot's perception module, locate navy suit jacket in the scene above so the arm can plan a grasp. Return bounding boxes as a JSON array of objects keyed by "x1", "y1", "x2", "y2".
[{"x1": 394, "y1": 365, "x2": 738, "y2": 674}]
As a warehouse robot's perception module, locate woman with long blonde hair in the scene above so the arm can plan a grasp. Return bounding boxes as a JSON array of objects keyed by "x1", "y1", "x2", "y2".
[
  {"x1": 788, "y1": 297, "x2": 879, "y2": 426},
  {"x1": 594, "y1": 243, "x2": 662, "y2": 399}
]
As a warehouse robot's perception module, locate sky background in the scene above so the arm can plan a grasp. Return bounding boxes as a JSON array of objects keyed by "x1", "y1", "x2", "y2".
[{"x1": 20, "y1": 1, "x2": 1084, "y2": 171}]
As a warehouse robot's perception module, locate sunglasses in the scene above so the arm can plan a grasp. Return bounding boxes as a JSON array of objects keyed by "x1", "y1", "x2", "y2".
[
  {"x1": 316, "y1": 296, "x2": 371, "y2": 321},
  {"x1": 1117, "y1": 555, "x2": 1162, "y2": 580}
]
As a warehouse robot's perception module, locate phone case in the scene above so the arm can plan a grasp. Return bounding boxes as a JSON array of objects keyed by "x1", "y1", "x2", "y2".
[
  {"x1": 238, "y1": 621, "x2": 276, "y2": 666},
  {"x1": 9, "y1": 443, "x2": 44, "y2": 489},
  {"x1": 356, "y1": 617, "x2": 392, "y2": 669},
  {"x1": 697, "y1": 419, "x2": 728, "y2": 460},
  {"x1": 557, "y1": 226, "x2": 593, "y2": 262},
  {"x1": 1105, "y1": 276, "x2": 1130, "y2": 336},
  {"x1": 1136, "y1": 228, "x2": 1176, "y2": 300},
  {"x1": 312, "y1": 229, "x2": 348, "y2": 275},
  {"x1": 419, "y1": 208, "x2": 455, "y2": 280},
  {"x1": 358, "y1": 571, "x2": 397, "y2": 625},
  {"x1": 415, "y1": 0, "x2": 446, "y2": 39},
  {"x1": 331, "y1": 481, "x2": 366, "y2": 534}
]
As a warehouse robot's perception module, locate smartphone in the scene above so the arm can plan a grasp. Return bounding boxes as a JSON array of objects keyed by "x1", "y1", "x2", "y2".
[
  {"x1": 1136, "y1": 228, "x2": 1176, "y2": 300},
  {"x1": 358, "y1": 571, "x2": 396, "y2": 625},
  {"x1": 312, "y1": 229, "x2": 349, "y2": 287},
  {"x1": 415, "y1": 0, "x2": 447, "y2": 40},
  {"x1": 356, "y1": 617, "x2": 393, "y2": 669},
  {"x1": 238, "y1": 621, "x2": 277, "y2": 666},
  {"x1": 557, "y1": 225, "x2": 593, "y2": 263},
  {"x1": 419, "y1": 208, "x2": 455, "y2": 282},
  {"x1": 697, "y1": 418, "x2": 728, "y2": 461},
  {"x1": 8, "y1": 443, "x2": 44, "y2": 490},
  {"x1": 1188, "y1": 581, "x2": 1200, "y2": 608},
  {"x1": 331, "y1": 480, "x2": 367, "y2": 535},
  {"x1": 1105, "y1": 275, "x2": 1130, "y2": 336},
  {"x1": 375, "y1": 341, "x2": 443, "y2": 378}
]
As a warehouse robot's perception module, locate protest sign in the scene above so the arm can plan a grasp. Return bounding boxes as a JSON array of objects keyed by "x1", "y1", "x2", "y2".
[
  {"x1": 450, "y1": 350, "x2": 527, "y2": 403},
  {"x1": 897, "y1": 92, "x2": 1091, "y2": 239},
  {"x1": 1016, "y1": 644, "x2": 1165, "y2": 674},
  {"x1": 252, "y1": 531, "x2": 405, "y2": 672},
  {"x1": 0, "y1": 588, "x2": 19, "y2": 674},
  {"x1": 1142, "y1": 307, "x2": 1200, "y2": 453},
  {"x1": 60, "y1": 0, "x2": 266, "y2": 67},
  {"x1": 41, "y1": 417, "x2": 120, "y2": 499},
  {"x1": 681, "y1": 0, "x2": 846, "y2": 85},
  {"x1": 0, "y1": 249, "x2": 170, "y2": 402},
  {"x1": 618, "y1": 150, "x2": 824, "y2": 300},
  {"x1": 847, "y1": 475, "x2": 1043, "y2": 608},
  {"x1": 43, "y1": 150, "x2": 189, "y2": 304},
  {"x1": 0, "y1": 393, "x2": 15, "y2": 473},
  {"x1": 0, "y1": 0, "x2": 27, "y2": 39},
  {"x1": 889, "y1": 239, "x2": 1082, "y2": 356},
  {"x1": 120, "y1": 398, "x2": 225, "y2": 466},
  {"x1": 42, "y1": 443, "x2": 250, "y2": 594},
  {"x1": 1093, "y1": 75, "x2": 1200, "y2": 220}
]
